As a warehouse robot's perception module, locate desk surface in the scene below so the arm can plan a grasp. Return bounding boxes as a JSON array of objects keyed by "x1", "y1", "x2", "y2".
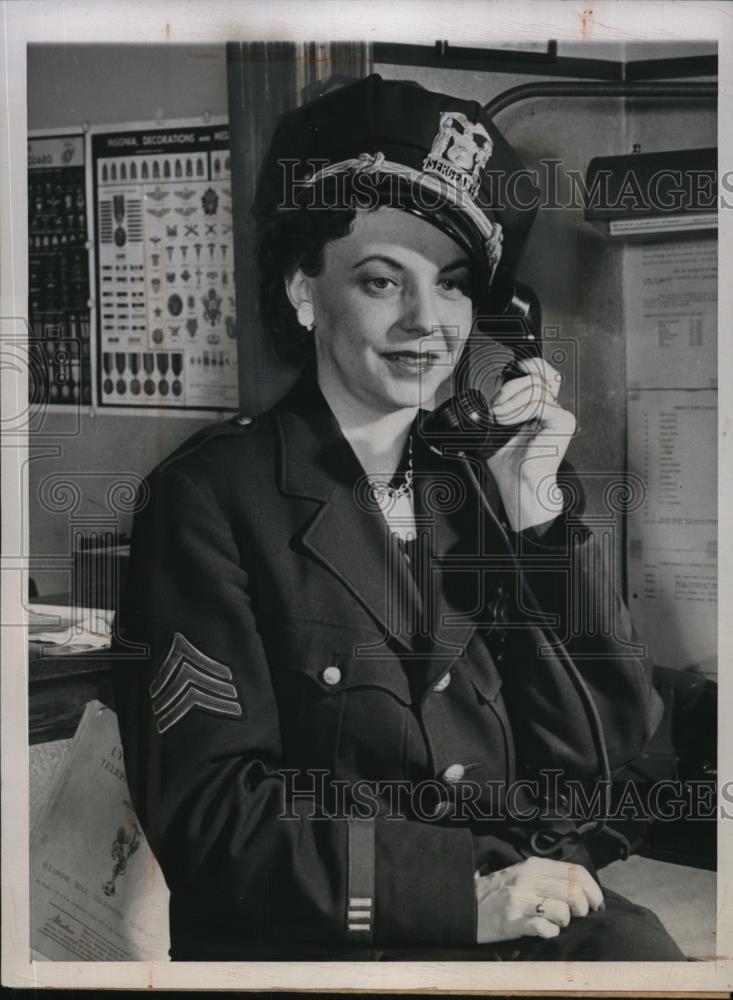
[{"x1": 601, "y1": 855, "x2": 717, "y2": 959}]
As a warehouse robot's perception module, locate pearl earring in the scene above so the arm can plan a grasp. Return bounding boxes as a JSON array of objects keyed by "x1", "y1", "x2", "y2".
[{"x1": 297, "y1": 302, "x2": 315, "y2": 331}]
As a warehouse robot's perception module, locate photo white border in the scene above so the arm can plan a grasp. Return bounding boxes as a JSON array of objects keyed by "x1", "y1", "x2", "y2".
[{"x1": 2, "y1": 0, "x2": 731, "y2": 991}]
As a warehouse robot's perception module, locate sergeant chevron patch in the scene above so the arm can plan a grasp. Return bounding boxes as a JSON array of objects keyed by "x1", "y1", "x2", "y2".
[{"x1": 149, "y1": 632, "x2": 243, "y2": 734}]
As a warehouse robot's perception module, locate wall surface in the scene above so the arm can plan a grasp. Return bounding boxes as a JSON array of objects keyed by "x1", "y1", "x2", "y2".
[{"x1": 28, "y1": 43, "x2": 228, "y2": 130}]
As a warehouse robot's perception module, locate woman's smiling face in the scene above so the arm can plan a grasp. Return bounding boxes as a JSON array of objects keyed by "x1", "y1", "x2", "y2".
[{"x1": 290, "y1": 207, "x2": 475, "y2": 416}]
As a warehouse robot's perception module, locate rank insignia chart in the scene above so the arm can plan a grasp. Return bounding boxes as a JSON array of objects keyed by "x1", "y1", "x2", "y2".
[
  {"x1": 91, "y1": 123, "x2": 237, "y2": 410},
  {"x1": 27, "y1": 133, "x2": 92, "y2": 407}
]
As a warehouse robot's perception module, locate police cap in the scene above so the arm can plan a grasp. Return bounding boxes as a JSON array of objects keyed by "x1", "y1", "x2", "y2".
[{"x1": 254, "y1": 74, "x2": 540, "y2": 296}]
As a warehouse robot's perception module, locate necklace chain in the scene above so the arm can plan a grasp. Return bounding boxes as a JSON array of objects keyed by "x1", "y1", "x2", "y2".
[{"x1": 370, "y1": 434, "x2": 414, "y2": 502}]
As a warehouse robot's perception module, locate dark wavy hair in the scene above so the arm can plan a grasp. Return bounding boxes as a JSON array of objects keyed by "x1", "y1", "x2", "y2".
[{"x1": 257, "y1": 195, "x2": 357, "y2": 366}]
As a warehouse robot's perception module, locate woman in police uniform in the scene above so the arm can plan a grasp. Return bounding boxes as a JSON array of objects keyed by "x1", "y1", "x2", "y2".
[{"x1": 113, "y1": 75, "x2": 683, "y2": 961}]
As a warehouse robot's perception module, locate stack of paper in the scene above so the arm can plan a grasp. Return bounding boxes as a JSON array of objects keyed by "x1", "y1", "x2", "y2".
[{"x1": 29, "y1": 604, "x2": 113, "y2": 651}]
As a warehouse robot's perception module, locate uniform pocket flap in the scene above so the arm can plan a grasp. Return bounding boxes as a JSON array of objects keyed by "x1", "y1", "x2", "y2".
[{"x1": 284, "y1": 621, "x2": 412, "y2": 704}]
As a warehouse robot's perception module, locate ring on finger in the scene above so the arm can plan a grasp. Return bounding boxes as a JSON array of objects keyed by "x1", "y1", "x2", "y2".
[{"x1": 531, "y1": 896, "x2": 570, "y2": 927}]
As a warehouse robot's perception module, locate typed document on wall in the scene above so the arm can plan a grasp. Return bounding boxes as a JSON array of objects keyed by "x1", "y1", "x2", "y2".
[{"x1": 624, "y1": 237, "x2": 717, "y2": 677}]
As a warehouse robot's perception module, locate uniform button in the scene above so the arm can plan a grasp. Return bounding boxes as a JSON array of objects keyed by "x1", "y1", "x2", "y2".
[
  {"x1": 322, "y1": 665, "x2": 341, "y2": 686},
  {"x1": 233, "y1": 414, "x2": 252, "y2": 426},
  {"x1": 495, "y1": 651, "x2": 505, "y2": 665},
  {"x1": 432, "y1": 672, "x2": 452, "y2": 693},
  {"x1": 541, "y1": 792, "x2": 570, "y2": 811},
  {"x1": 442, "y1": 763, "x2": 465, "y2": 784},
  {"x1": 429, "y1": 800, "x2": 453, "y2": 820}
]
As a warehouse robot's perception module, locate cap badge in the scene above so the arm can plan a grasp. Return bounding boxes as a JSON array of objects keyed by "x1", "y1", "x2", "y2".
[{"x1": 423, "y1": 112, "x2": 493, "y2": 198}]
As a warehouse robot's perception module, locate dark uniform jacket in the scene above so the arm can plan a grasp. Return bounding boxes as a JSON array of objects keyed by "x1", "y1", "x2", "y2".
[{"x1": 112, "y1": 369, "x2": 657, "y2": 960}]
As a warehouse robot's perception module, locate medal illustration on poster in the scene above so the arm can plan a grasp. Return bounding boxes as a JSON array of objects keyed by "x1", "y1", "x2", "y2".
[
  {"x1": 27, "y1": 133, "x2": 92, "y2": 407},
  {"x1": 90, "y1": 122, "x2": 237, "y2": 410}
]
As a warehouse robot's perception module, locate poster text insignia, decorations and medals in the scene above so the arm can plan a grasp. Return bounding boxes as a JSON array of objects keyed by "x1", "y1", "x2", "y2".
[{"x1": 90, "y1": 121, "x2": 237, "y2": 410}]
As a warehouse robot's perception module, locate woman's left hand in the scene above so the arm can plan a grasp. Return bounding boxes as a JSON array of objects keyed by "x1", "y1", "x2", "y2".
[{"x1": 486, "y1": 357, "x2": 576, "y2": 533}]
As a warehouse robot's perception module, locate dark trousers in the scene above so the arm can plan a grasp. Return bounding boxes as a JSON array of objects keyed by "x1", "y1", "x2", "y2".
[
  {"x1": 483, "y1": 888, "x2": 685, "y2": 961},
  {"x1": 372, "y1": 890, "x2": 685, "y2": 962},
  {"x1": 171, "y1": 890, "x2": 685, "y2": 962}
]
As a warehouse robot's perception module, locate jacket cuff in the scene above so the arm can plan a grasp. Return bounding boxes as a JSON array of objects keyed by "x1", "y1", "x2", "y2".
[
  {"x1": 373, "y1": 821, "x2": 476, "y2": 947},
  {"x1": 471, "y1": 830, "x2": 525, "y2": 877}
]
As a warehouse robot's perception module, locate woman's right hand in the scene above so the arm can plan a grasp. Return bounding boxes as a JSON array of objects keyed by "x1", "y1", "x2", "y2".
[{"x1": 475, "y1": 856, "x2": 605, "y2": 943}]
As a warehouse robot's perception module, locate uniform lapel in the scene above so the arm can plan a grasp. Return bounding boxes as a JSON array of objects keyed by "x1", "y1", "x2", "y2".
[
  {"x1": 274, "y1": 372, "x2": 421, "y2": 652},
  {"x1": 407, "y1": 438, "x2": 479, "y2": 691},
  {"x1": 408, "y1": 432, "x2": 513, "y2": 696}
]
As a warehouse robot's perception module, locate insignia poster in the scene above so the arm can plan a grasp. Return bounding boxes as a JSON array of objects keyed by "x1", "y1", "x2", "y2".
[
  {"x1": 27, "y1": 130, "x2": 92, "y2": 408},
  {"x1": 90, "y1": 121, "x2": 238, "y2": 411}
]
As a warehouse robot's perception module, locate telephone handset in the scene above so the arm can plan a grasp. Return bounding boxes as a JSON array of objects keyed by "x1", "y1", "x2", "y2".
[{"x1": 421, "y1": 282, "x2": 543, "y2": 457}]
